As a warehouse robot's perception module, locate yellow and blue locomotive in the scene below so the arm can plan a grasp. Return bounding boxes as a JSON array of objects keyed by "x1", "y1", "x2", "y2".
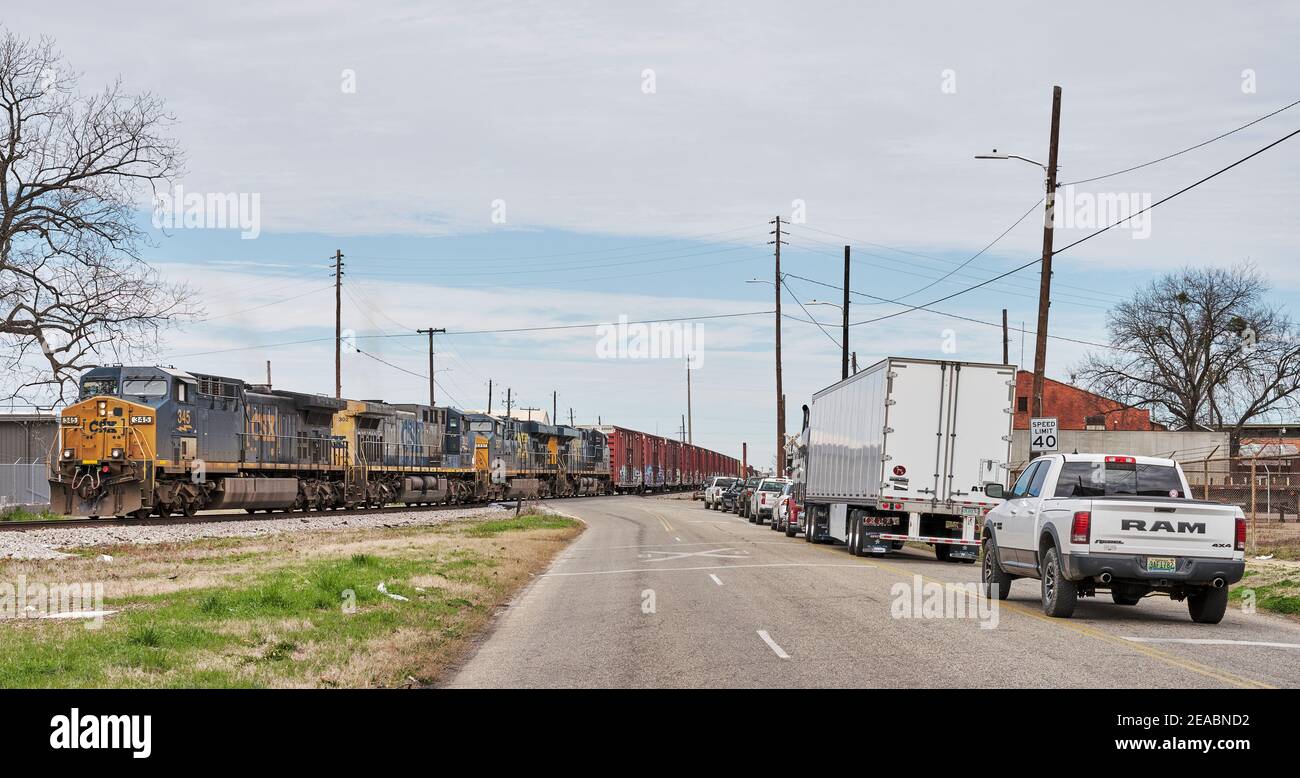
[{"x1": 49, "y1": 365, "x2": 613, "y2": 518}]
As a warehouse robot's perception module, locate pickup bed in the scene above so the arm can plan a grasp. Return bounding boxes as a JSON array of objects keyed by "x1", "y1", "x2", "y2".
[{"x1": 982, "y1": 453, "x2": 1245, "y2": 623}]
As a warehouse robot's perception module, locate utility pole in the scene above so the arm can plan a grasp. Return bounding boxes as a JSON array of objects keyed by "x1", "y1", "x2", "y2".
[
  {"x1": 680, "y1": 414, "x2": 686, "y2": 443},
  {"x1": 266, "y1": 360, "x2": 272, "y2": 388},
  {"x1": 505, "y1": 388, "x2": 513, "y2": 419},
  {"x1": 552, "y1": 390, "x2": 557, "y2": 427},
  {"x1": 1032, "y1": 85, "x2": 1063, "y2": 419},
  {"x1": 742, "y1": 442, "x2": 748, "y2": 477},
  {"x1": 851, "y1": 352, "x2": 858, "y2": 374},
  {"x1": 842, "y1": 245, "x2": 850, "y2": 381},
  {"x1": 769, "y1": 216, "x2": 787, "y2": 477},
  {"x1": 520, "y1": 406, "x2": 539, "y2": 422},
  {"x1": 416, "y1": 327, "x2": 446, "y2": 407},
  {"x1": 686, "y1": 359, "x2": 693, "y2": 445},
  {"x1": 1002, "y1": 309, "x2": 1010, "y2": 364},
  {"x1": 333, "y1": 249, "x2": 344, "y2": 399},
  {"x1": 569, "y1": 408, "x2": 574, "y2": 426},
  {"x1": 487, "y1": 379, "x2": 493, "y2": 414}
]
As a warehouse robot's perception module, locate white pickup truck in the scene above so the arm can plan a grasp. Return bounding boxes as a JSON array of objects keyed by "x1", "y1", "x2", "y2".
[{"x1": 982, "y1": 453, "x2": 1246, "y2": 624}]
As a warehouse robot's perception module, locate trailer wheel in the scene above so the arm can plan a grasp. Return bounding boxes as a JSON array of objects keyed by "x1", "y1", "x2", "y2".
[
  {"x1": 981, "y1": 537, "x2": 1013, "y2": 601},
  {"x1": 847, "y1": 515, "x2": 861, "y2": 556},
  {"x1": 1187, "y1": 586, "x2": 1228, "y2": 624},
  {"x1": 934, "y1": 543, "x2": 951, "y2": 562}
]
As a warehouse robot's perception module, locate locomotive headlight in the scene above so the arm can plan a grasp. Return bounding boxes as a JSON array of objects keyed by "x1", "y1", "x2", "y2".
[
  {"x1": 62, "y1": 448, "x2": 75, "y2": 460},
  {"x1": 110, "y1": 448, "x2": 124, "y2": 459},
  {"x1": 97, "y1": 400, "x2": 107, "y2": 416}
]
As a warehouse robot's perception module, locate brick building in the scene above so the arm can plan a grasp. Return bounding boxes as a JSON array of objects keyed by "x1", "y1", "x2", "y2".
[{"x1": 1013, "y1": 371, "x2": 1165, "y2": 431}]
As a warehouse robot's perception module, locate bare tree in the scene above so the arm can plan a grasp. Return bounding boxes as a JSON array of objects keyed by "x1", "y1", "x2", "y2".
[
  {"x1": 0, "y1": 29, "x2": 194, "y2": 406},
  {"x1": 1077, "y1": 263, "x2": 1300, "y2": 441}
]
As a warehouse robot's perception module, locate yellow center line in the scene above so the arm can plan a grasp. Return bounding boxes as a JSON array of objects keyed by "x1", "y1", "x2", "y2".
[{"x1": 868, "y1": 557, "x2": 1274, "y2": 690}]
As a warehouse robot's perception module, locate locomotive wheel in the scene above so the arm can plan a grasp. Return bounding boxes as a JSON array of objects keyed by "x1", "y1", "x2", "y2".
[{"x1": 182, "y1": 501, "x2": 198, "y2": 517}]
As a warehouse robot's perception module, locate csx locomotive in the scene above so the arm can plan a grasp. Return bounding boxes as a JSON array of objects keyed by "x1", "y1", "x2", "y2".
[{"x1": 49, "y1": 365, "x2": 614, "y2": 518}]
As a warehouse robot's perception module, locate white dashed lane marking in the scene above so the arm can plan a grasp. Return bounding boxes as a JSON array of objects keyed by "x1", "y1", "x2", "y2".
[{"x1": 757, "y1": 630, "x2": 790, "y2": 659}]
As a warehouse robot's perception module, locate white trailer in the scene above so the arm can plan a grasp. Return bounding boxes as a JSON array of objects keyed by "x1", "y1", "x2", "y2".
[{"x1": 798, "y1": 357, "x2": 1014, "y2": 561}]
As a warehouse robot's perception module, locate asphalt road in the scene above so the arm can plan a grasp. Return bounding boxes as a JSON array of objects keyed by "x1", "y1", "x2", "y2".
[{"x1": 445, "y1": 494, "x2": 1300, "y2": 688}]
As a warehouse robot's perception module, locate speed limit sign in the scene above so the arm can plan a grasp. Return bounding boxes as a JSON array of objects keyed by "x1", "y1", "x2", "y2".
[{"x1": 1030, "y1": 417, "x2": 1058, "y2": 453}]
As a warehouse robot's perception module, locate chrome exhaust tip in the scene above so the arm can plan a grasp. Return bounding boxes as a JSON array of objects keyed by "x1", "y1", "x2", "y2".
[
  {"x1": 1212, "y1": 577, "x2": 1226, "y2": 589},
  {"x1": 1099, "y1": 572, "x2": 1113, "y2": 584}
]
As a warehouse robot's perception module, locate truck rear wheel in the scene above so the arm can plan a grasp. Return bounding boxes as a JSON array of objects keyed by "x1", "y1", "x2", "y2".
[
  {"x1": 935, "y1": 544, "x2": 951, "y2": 562},
  {"x1": 1187, "y1": 586, "x2": 1228, "y2": 624},
  {"x1": 849, "y1": 515, "x2": 862, "y2": 556},
  {"x1": 1040, "y1": 546, "x2": 1077, "y2": 618}
]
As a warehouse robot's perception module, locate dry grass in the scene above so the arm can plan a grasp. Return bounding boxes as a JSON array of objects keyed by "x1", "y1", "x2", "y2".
[{"x1": 0, "y1": 511, "x2": 582, "y2": 688}]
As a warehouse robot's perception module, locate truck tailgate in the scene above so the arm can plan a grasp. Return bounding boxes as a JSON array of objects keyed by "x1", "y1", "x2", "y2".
[{"x1": 1087, "y1": 499, "x2": 1237, "y2": 559}]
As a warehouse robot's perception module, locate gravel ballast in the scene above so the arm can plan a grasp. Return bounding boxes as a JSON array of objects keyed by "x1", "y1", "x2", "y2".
[{"x1": 0, "y1": 504, "x2": 524, "y2": 560}]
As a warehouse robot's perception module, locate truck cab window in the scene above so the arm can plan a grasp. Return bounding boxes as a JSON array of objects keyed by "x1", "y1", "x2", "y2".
[{"x1": 1010, "y1": 462, "x2": 1040, "y2": 498}]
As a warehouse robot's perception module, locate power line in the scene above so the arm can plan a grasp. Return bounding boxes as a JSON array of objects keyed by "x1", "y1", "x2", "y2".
[
  {"x1": 351, "y1": 346, "x2": 464, "y2": 408},
  {"x1": 161, "y1": 310, "x2": 774, "y2": 358},
  {"x1": 784, "y1": 227, "x2": 1125, "y2": 306},
  {"x1": 780, "y1": 273, "x2": 1135, "y2": 354},
  {"x1": 844, "y1": 125, "x2": 1300, "y2": 328},
  {"x1": 779, "y1": 276, "x2": 840, "y2": 349},
  {"x1": 1062, "y1": 97, "x2": 1300, "y2": 186}
]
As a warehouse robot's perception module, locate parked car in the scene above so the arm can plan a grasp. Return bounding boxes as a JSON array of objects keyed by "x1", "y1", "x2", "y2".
[
  {"x1": 704, "y1": 476, "x2": 738, "y2": 510},
  {"x1": 737, "y1": 476, "x2": 763, "y2": 518},
  {"x1": 982, "y1": 453, "x2": 1246, "y2": 623},
  {"x1": 720, "y1": 481, "x2": 745, "y2": 513},
  {"x1": 775, "y1": 483, "x2": 800, "y2": 535},
  {"x1": 751, "y1": 477, "x2": 791, "y2": 525}
]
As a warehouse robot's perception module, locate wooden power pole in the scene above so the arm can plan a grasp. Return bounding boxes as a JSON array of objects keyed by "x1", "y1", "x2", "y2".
[
  {"x1": 769, "y1": 216, "x2": 787, "y2": 477},
  {"x1": 333, "y1": 249, "x2": 344, "y2": 399},
  {"x1": 1032, "y1": 85, "x2": 1063, "y2": 418},
  {"x1": 686, "y1": 360, "x2": 693, "y2": 445},
  {"x1": 417, "y1": 327, "x2": 446, "y2": 407},
  {"x1": 1002, "y1": 308, "x2": 1010, "y2": 365},
  {"x1": 842, "y1": 245, "x2": 850, "y2": 381}
]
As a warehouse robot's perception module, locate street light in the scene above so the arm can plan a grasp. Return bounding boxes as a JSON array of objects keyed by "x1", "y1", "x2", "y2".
[
  {"x1": 806, "y1": 299, "x2": 842, "y2": 311},
  {"x1": 974, "y1": 149, "x2": 1048, "y2": 172},
  {"x1": 973, "y1": 85, "x2": 1063, "y2": 421}
]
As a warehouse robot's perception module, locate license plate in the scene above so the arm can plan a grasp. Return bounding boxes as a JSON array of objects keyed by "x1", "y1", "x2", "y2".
[
  {"x1": 961, "y1": 506, "x2": 981, "y2": 517},
  {"x1": 1146, "y1": 557, "x2": 1177, "y2": 573}
]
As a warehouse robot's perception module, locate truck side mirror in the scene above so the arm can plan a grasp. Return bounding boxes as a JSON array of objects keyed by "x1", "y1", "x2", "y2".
[{"x1": 984, "y1": 482, "x2": 1004, "y2": 499}]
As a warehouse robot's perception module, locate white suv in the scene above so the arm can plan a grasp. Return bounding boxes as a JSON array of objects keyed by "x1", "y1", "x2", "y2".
[
  {"x1": 703, "y1": 476, "x2": 738, "y2": 510},
  {"x1": 749, "y1": 478, "x2": 791, "y2": 524}
]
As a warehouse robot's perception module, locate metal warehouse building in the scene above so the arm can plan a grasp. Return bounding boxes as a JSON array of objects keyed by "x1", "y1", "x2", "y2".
[
  {"x1": 0, "y1": 413, "x2": 57, "y2": 510},
  {"x1": 0, "y1": 412, "x2": 57, "y2": 462}
]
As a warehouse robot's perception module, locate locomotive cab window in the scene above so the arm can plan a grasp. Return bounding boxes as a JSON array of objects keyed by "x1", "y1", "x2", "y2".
[
  {"x1": 122, "y1": 378, "x2": 169, "y2": 398},
  {"x1": 81, "y1": 378, "x2": 118, "y2": 398},
  {"x1": 175, "y1": 381, "x2": 192, "y2": 403}
]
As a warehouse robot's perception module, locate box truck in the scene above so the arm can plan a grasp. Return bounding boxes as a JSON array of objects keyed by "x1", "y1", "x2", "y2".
[{"x1": 798, "y1": 357, "x2": 1014, "y2": 561}]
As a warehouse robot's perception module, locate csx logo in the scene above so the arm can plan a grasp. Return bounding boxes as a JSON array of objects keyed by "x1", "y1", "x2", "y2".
[
  {"x1": 87, "y1": 420, "x2": 119, "y2": 433},
  {"x1": 1121, "y1": 519, "x2": 1206, "y2": 534}
]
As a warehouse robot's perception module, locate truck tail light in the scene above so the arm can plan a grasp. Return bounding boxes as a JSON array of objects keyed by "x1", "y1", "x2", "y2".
[
  {"x1": 1104, "y1": 456, "x2": 1136, "y2": 464},
  {"x1": 1071, "y1": 511, "x2": 1091, "y2": 544},
  {"x1": 1235, "y1": 517, "x2": 1246, "y2": 552}
]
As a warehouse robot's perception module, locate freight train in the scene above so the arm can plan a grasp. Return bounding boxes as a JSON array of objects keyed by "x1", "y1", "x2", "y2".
[{"x1": 48, "y1": 365, "x2": 742, "y2": 518}]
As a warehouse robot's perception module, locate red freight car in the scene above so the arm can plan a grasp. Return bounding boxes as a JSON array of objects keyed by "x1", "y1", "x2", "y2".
[{"x1": 592, "y1": 425, "x2": 737, "y2": 494}]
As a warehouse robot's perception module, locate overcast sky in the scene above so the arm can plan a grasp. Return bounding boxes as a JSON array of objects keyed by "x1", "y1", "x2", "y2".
[{"x1": 6, "y1": 2, "x2": 1299, "y2": 468}]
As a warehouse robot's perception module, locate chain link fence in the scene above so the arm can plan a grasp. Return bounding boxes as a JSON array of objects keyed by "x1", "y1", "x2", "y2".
[{"x1": 0, "y1": 460, "x2": 51, "y2": 512}]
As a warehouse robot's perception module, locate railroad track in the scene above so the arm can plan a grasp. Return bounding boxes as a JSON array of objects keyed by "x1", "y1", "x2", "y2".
[{"x1": 0, "y1": 493, "x2": 635, "y2": 532}]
